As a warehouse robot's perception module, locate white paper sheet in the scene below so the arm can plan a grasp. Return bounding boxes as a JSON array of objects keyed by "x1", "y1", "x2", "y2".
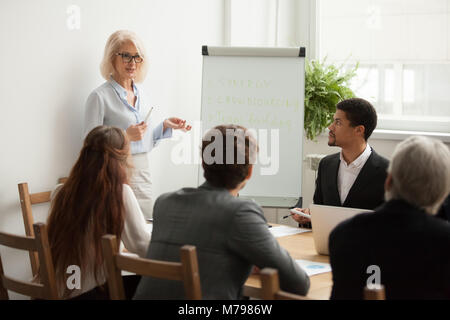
[
  {"x1": 296, "y1": 259, "x2": 331, "y2": 276},
  {"x1": 269, "y1": 225, "x2": 311, "y2": 238}
]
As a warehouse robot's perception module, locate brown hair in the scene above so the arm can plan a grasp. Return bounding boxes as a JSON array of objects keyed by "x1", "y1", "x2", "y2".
[
  {"x1": 47, "y1": 126, "x2": 130, "y2": 297},
  {"x1": 201, "y1": 124, "x2": 258, "y2": 189}
]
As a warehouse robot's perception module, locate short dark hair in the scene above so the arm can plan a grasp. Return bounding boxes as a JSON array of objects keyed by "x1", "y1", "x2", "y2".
[
  {"x1": 201, "y1": 125, "x2": 258, "y2": 189},
  {"x1": 336, "y1": 98, "x2": 377, "y2": 140}
]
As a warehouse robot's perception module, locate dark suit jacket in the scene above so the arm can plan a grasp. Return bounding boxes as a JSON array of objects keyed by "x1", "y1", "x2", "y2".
[
  {"x1": 134, "y1": 182, "x2": 310, "y2": 300},
  {"x1": 436, "y1": 194, "x2": 450, "y2": 222},
  {"x1": 329, "y1": 199, "x2": 450, "y2": 299},
  {"x1": 313, "y1": 148, "x2": 389, "y2": 210}
]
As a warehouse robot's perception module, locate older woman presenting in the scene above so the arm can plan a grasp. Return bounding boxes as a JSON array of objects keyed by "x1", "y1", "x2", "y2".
[{"x1": 84, "y1": 30, "x2": 191, "y2": 218}]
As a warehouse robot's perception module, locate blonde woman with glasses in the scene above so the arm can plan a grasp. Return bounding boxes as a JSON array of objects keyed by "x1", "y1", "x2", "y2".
[{"x1": 84, "y1": 30, "x2": 191, "y2": 219}]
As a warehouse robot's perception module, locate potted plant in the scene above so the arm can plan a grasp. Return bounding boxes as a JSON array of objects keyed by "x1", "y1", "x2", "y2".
[{"x1": 304, "y1": 58, "x2": 358, "y2": 140}]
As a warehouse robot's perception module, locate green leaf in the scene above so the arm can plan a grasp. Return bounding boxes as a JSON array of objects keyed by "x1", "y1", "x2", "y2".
[{"x1": 304, "y1": 57, "x2": 359, "y2": 140}]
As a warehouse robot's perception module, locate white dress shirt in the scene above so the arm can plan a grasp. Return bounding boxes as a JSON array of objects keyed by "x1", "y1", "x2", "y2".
[{"x1": 337, "y1": 143, "x2": 372, "y2": 205}]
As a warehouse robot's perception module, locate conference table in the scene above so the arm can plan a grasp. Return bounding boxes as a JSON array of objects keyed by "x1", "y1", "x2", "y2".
[{"x1": 243, "y1": 226, "x2": 333, "y2": 300}]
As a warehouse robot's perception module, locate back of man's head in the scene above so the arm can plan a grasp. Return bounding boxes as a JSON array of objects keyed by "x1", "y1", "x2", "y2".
[
  {"x1": 386, "y1": 136, "x2": 450, "y2": 214},
  {"x1": 336, "y1": 98, "x2": 377, "y2": 140},
  {"x1": 201, "y1": 124, "x2": 258, "y2": 189}
]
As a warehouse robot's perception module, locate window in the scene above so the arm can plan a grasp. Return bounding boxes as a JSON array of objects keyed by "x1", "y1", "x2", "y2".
[{"x1": 318, "y1": 0, "x2": 450, "y2": 133}]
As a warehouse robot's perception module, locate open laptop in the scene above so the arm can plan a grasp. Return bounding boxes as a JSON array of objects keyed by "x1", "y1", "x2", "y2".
[{"x1": 310, "y1": 204, "x2": 373, "y2": 255}]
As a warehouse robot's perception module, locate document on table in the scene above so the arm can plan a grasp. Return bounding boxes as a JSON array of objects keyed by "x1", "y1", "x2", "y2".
[
  {"x1": 296, "y1": 259, "x2": 331, "y2": 276},
  {"x1": 269, "y1": 225, "x2": 311, "y2": 238}
]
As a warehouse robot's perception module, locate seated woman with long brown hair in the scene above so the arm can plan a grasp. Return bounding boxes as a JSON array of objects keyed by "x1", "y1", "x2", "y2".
[{"x1": 47, "y1": 125, "x2": 151, "y2": 299}]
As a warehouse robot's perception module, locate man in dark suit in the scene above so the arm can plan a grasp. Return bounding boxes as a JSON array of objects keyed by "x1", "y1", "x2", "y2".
[
  {"x1": 134, "y1": 125, "x2": 310, "y2": 300},
  {"x1": 436, "y1": 194, "x2": 450, "y2": 222},
  {"x1": 329, "y1": 135, "x2": 450, "y2": 299},
  {"x1": 291, "y1": 98, "x2": 389, "y2": 225}
]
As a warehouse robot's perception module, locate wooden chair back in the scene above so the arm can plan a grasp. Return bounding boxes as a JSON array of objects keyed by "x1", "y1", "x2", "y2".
[
  {"x1": 0, "y1": 223, "x2": 58, "y2": 300},
  {"x1": 101, "y1": 235, "x2": 202, "y2": 300},
  {"x1": 18, "y1": 178, "x2": 67, "y2": 276},
  {"x1": 364, "y1": 284, "x2": 386, "y2": 300},
  {"x1": 260, "y1": 268, "x2": 309, "y2": 300}
]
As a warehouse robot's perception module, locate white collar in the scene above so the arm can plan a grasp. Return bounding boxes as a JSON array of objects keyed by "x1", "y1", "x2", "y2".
[{"x1": 339, "y1": 143, "x2": 372, "y2": 168}]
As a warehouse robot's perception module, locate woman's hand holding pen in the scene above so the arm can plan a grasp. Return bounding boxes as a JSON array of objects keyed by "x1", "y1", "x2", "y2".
[{"x1": 126, "y1": 122, "x2": 147, "y2": 141}]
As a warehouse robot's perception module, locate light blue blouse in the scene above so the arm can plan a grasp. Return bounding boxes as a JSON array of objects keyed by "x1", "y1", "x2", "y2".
[{"x1": 83, "y1": 78, "x2": 172, "y2": 154}]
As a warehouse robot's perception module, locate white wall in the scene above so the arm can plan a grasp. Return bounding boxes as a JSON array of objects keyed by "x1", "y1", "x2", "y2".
[{"x1": 0, "y1": 0, "x2": 224, "y2": 299}]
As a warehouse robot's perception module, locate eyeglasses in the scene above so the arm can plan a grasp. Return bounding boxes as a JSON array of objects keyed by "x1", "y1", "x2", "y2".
[{"x1": 116, "y1": 52, "x2": 143, "y2": 64}]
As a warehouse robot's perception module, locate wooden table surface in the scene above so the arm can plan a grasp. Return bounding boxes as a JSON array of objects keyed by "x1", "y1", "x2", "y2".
[{"x1": 244, "y1": 229, "x2": 332, "y2": 300}]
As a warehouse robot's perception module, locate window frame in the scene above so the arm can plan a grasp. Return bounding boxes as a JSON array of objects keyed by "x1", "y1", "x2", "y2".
[{"x1": 314, "y1": 0, "x2": 450, "y2": 139}]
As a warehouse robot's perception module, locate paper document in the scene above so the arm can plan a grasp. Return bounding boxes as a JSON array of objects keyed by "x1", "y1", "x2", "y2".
[
  {"x1": 296, "y1": 259, "x2": 331, "y2": 276},
  {"x1": 145, "y1": 223, "x2": 153, "y2": 233},
  {"x1": 269, "y1": 225, "x2": 311, "y2": 238}
]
